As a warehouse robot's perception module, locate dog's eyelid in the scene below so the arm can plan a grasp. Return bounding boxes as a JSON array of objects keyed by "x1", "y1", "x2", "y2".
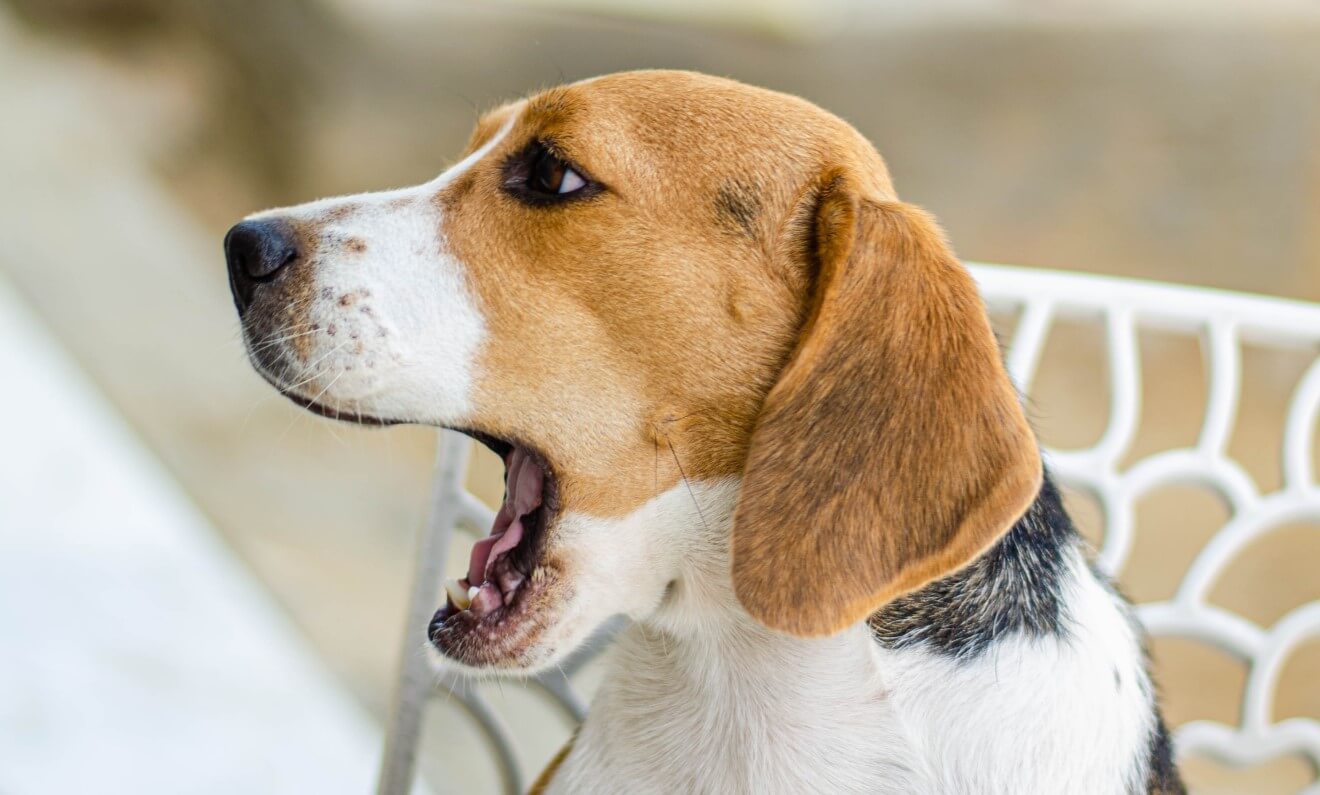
[
  {"x1": 501, "y1": 138, "x2": 605, "y2": 205},
  {"x1": 533, "y1": 139, "x2": 590, "y2": 188}
]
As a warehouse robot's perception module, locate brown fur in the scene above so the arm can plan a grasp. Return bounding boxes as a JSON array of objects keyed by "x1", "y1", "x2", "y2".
[
  {"x1": 731, "y1": 173, "x2": 1042, "y2": 636},
  {"x1": 714, "y1": 179, "x2": 763, "y2": 240},
  {"x1": 440, "y1": 72, "x2": 890, "y2": 522}
]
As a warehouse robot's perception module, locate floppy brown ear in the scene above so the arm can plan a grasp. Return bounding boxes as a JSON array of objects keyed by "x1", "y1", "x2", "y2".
[{"x1": 731, "y1": 174, "x2": 1042, "y2": 637}]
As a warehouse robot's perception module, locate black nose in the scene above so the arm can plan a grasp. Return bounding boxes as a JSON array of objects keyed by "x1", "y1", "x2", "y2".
[{"x1": 224, "y1": 219, "x2": 300, "y2": 314}]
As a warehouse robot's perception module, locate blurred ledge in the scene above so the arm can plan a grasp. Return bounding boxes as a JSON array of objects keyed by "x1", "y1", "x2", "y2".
[
  {"x1": 327, "y1": 0, "x2": 849, "y2": 39},
  {"x1": 321, "y1": 0, "x2": 1320, "y2": 38},
  {"x1": 0, "y1": 271, "x2": 423, "y2": 794}
]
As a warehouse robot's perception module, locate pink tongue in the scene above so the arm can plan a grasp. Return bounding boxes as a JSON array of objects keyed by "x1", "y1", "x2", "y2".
[
  {"x1": 488, "y1": 518, "x2": 523, "y2": 567},
  {"x1": 467, "y1": 534, "x2": 502, "y2": 585},
  {"x1": 465, "y1": 449, "x2": 543, "y2": 585}
]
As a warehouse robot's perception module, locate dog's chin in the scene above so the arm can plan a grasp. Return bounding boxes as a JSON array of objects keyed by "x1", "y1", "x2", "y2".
[{"x1": 426, "y1": 565, "x2": 574, "y2": 673}]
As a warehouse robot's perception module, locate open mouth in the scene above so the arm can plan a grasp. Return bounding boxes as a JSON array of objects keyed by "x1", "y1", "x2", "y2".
[{"x1": 427, "y1": 434, "x2": 560, "y2": 661}]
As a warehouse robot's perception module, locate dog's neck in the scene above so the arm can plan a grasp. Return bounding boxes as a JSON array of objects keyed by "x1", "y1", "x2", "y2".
[
  {"x1": 646, "y1": 523, "x2": 881, "y2": 679},
  {"x1": 637, "y1": 471, "x2": 1079, "y2": 663},
  {"x1": 558, "y1": 475, "x2": 1168, "y2": 794},
  {"x1": 563, "y1": 492, "x2": 912, "y2": 793},
  {"x1": 644, "y1": 480, "x2": 871, "y2": 658}
]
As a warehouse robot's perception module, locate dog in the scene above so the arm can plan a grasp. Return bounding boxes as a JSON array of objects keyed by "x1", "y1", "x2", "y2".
[{"x1": 225, "y1": 70, "x2": 1183, "y2": 794}]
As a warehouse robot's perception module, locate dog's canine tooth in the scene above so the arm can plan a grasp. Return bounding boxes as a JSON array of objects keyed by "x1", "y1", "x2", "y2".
[{"x1": 445, "y1": 578, "x2": 472, "y2": 610}]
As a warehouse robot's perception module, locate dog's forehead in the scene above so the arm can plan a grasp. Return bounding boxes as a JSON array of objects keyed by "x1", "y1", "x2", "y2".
[
  {"x1": 556, "y1": 72, "x2": 826, "y2": 154},
  {"x1": 462, "y1": 71, "x2": 892, "y2": 195}
]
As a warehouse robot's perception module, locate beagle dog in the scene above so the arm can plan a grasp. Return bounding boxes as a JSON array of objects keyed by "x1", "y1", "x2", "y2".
[{"x1": 225, "y1": 71, "x2": 1184, "y2": 794}]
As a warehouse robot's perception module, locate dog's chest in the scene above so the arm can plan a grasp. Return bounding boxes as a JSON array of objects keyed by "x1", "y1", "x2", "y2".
[{"x1": 549, "y1": 626, "x2": 918, "y2": 795}]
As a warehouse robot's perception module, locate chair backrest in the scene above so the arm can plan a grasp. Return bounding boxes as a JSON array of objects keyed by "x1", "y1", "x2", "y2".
[{"x1": 378, "y1": 264, "x2": 1320, "y2": 795}]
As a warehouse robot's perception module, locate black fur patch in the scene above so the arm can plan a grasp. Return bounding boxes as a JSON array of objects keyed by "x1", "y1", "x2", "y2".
[
  {"x1": 1144, "y1": 715, "x2": 1186, "y2": 794},
  {"x1": 869, "y1": 470, "x2": 1075, "y2": 660},
  {"x1": 714, "y1": 181, "x2": 761, "y2": 240}
]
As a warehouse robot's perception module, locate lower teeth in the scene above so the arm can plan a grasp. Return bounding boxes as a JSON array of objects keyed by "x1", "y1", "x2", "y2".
[{"x1": 444, "y1": 578, "x2": 472, "y2": 610}]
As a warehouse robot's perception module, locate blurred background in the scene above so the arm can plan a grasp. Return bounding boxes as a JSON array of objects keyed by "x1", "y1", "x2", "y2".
[{"x1": 0, "y1": 0, "x2": 1317, "y2": 793}]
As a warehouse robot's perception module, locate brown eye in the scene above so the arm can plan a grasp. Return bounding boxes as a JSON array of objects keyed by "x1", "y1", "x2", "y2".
[
  {"x1": 503, "y1": 141, "x2": 599, "y2": 206},
  {"x1": 530, "y1": 147, "x2": 586, "y2": 195}
]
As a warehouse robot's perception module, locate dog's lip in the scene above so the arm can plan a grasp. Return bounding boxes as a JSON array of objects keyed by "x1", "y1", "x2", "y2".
[
  {"x1": 428, "y1": 563, "x2": 549, "y2": 633},
  {"x1": 426, "y1": 557, "x2": 560, "y2": 669},
  {"x1": 427, "y1": 564, "x2": 562, "y2": 667},
  {"x1": 245, "y1": 353, "x2": 402, "y2": 426},
  {"x1": 289, "y1": 391, "x2": 398, "y2": 426}
]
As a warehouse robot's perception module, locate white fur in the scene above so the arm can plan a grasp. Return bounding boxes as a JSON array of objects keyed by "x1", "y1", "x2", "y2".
[
  {"x1": 545, "y1": 481, "x2": 1156, "y2": 794},
  {"x1": 546, "y1": 481, "x2": 916, "y2": 794},
  {"x1": 873, "y1": 549, "x2": 1156, "y2": 794},
  {"x1": 244, "y1": 112, "x2": 519, "y2": 426},
  {"x1": 488, "y1": 479, "x2": 745, "y2": 673}
]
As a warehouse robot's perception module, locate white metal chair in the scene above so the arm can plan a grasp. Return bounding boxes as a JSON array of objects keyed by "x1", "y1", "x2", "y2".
[{"x1": 376, "y1": 264, "x2": 1320, "y2": 795}]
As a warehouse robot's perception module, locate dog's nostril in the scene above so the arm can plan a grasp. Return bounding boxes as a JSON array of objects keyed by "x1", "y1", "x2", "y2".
[
  {"x1": 225, "y1": 219, "x2": 300, "y2": 279},
  {"x1": 224, "y1": 218, "x2": 302, "y2": 314}
]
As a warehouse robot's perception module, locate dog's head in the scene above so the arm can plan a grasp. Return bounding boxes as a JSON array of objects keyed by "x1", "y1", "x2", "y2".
[{"x1": 226, "y1": 71, "x2": 1041, "y2": 671}]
